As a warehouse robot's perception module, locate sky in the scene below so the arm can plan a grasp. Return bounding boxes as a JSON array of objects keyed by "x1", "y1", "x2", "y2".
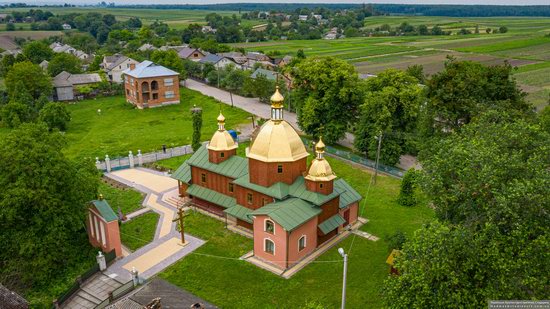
[{"x1": 11, "y1": 0, "x2": 550, "y2": 6}]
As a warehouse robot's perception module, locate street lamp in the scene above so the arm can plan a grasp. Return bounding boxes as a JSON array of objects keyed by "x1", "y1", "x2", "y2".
[{"x1": 338, "y1": 248, "x2": 348, "y2": 309}]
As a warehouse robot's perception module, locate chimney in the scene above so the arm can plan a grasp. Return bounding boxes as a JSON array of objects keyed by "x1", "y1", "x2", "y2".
[{"x1": 129, "y1": 63, "x2": 136, "y2": 70}]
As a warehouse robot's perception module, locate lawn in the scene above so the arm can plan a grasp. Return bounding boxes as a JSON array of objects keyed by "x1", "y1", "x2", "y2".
[
  {"x1": 120, "y1": 212, "x2": 159, "y2": 251},
  {"x1": 158, "y1": 140, "x2": 433, "y2": 308},
  {"x1": 98, "y1": 181, "x2": 144, "y2": 215},
  {"x1": 61, "y1": 88, "x2": 250, "y2": 159}
]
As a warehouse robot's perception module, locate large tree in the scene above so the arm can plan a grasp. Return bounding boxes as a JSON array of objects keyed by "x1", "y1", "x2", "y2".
[
  {"x1": 423, "y1": 58, "x2": 531, "y2": 137},
  {"x1": 150, "y1": 49, "x2": 187, "y2": 79},
  {"x1": 354, "y1": 69, "x2": 423, "y2": 165},
  {"x1": 48, "y1": 52, "x2": 82, "y2": 77},
  {"x1": 5, "y1": 61, "x2": 52, "y2": 99},
  {"x1": 0, "y1": 123, "x2": 99, "y2": 290},
  {"x1": 22, "y1": 40, "x2": 53, "y2": 64},
  {"x1": 291, "y1": 57, "x2": 363, "y2": 144}
]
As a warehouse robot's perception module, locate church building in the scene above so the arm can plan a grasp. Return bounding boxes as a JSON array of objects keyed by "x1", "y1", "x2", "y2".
[{"x1": 172, "y1": 88, "x2": 361, "y2": 270}]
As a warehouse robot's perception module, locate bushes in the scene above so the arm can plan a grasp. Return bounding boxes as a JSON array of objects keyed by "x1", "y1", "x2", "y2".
[
  {"x1": 397, "y1": 169, "x2": 417, "y2": 207},
  {"x1": 39, "y1": 102, "x2": 71, "y2": 131}
]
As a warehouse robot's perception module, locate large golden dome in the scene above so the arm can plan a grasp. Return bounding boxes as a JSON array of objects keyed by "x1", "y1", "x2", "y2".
[
  {"x1": 208, "y1": 113, "x2": 237, "y2": 151},
  {"x1": 305, "y1": 138, "x2": 336, "y2": 181},
  {"x1": 247, "y1": 87, "x2": 308, "y2": 163}
]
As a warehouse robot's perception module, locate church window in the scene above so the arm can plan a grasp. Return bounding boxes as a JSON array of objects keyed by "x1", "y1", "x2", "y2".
[
  {"x1": 201, "y1": 173, "x2": 206, "y2": 183},
  {"x1": 247, "y1": 193, "x2": 253, "y2": 204},
  {"x1": 265, "y1": 238, "x2": 275, "y2": 254},
  {"x1": 220, "y1": 152, "x2": 225, "y2": 158},
  {"x1": 277, "y1": 165, "x2": 283, "y2": 173},
  {"x1": 299, "y1": 235, "x2": 306, "y2": 251},
  {"x1": 228, "y1": 183, "x2": 234, "y2": 193},
  {"x1": 265, "y1": 219, "x2": 275, "y2": 234},
  {"x1": 319, "y1": 183, "x2": 324, "y2": 189}
]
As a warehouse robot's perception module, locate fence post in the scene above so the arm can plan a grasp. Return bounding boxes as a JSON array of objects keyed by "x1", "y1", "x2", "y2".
[
  {"x1": 105, "y1": 155, "x2": 111, "y2": 172},
  {"x1": 95, "y1": 157, "x2": 101, "y2": 170},
  {"x1": 129, "y1": 151, "x2": 135, "y2": 168},
  {"x1": 137, "y1": 150, "x2": 143, "y2": 166},
  {"x1": 96, "y1": 251, "x2": 107, "y2": 271},
  {"x1": 131, "y1": 267, "x2": 139, "y2": 287}
]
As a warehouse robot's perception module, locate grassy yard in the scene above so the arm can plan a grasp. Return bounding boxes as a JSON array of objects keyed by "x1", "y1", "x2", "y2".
[
  {"x1": 120, "y1": 212, "x2": 159, "y2": 251},
  {"x1": 61, "y1": 88, "x2": 250, "y2": 159},
  {"x1": 158, "y1": 140, "x2": 433, "y2": 308},
  {"x1": 98, "y1": 181, "x2": 144, "y2": 215}
]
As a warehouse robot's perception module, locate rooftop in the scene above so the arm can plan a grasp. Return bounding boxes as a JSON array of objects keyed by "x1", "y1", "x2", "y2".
[
  {"x1": 53, "y1": 71, "x2": 102, "y2": 87},
  {"x1": 250, "y1": 198, "x2": 321, "y2": 232},
  {"x1": 123, "y1": 60, "x2": 179, "y2": 79},
  {"x1": 91, "y1": 198, "x2": 118, "y2": 222}
]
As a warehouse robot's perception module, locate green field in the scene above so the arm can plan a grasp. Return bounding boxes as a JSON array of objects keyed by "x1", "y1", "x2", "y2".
[
  {"x1": 120, "y1": 212, "x2": 159, "y2": 251},
  {"x1": 159, "y1": 147, "x2": 433, "y2": 308},
  {"x1": 98, "y1": 181, "x2": 144, "y2": 215},
  {"x1": 54, "y1": 88, "x2": 250, "y2": 159}
]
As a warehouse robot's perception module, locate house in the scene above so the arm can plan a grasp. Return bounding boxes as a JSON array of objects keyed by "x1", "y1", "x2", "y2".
[
  {"x1": 74, "y1": 50, "x2": 91, "y2": 61},
  {"x1": 172, "y1": 88, "x2": 361, "y2": 271},
  {"x1": 201, "y1": 25, "x2": 217, "y2": 33},
  {"x1": 53, "y1": 71, "x2": 102, "y2": 101},
  {"x1": 0, "y1": 283, "x2": 28, "y2": 309},
  {"x1": 219, "y1": 51, "x2": 247, "y2": 67},
  {"x1": 0, "y1": 48, "x2": 21, "y2": 57},
  {"x1": 274, "y1": 55, "x2": 293, "y2": 67},
  {"x1": 62, "y1": 23, "x2": 72, "y2": 30},
  {"x1": 50, "y1": 42, "x2": 76, "y2": 54},
  {"x1": 87, "y1": 195, "x2": 123, "y2": 257},
  {"x1": 137, "y1": 43, "x2": 157, "y2": 52},
  {"x1": 102, "y1": 54, "x2": 139, "y2": 83},
  {"x1": 313, "y1": 14, "x2": 323, "y2": 21},
  {"x1": 178, "y1": 47, "x2": 205, "y2": 62},
  {"x1": 251, "y1": 68, "x2": 292, "y2": 88},
  {"x1": 123, "y1": 60, "x2": 180, "y2": 109},
  {"x1": 199, "y1": 53, "x2": 236, "y2": 70},
  {"x1": 298, "y1": 15, "x2": 308, "y2": 21},
  {"x1": 159, "y1": 45, "x2": 188, "y2": 52},
  {"x1": 244, "y1": 52, "x2": 273, "y2": 69},
  {"x1": 39, "y1": 60, "x2": 49, "y2": 71},
  {"x1": 0, "y1": 14, "x2": 8, "y2": 23}
]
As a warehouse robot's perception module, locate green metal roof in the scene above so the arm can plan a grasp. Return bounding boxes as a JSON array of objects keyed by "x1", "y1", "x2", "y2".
[
  {"x1": 251, "y1": 198, "x2": 321, "y2": 231},
  {"x1": 172, "y1": 162, "x2": 191, "y2": 184},
  {"x1": 224, "y1": 205, "x2": 253, "y2": 223},
  {"x1": 186, "y1": 146, "x2": 248, "y2": 179},
  {"x1": 91, "y1": 199, "x2": 118, "y2": 222},
  {"x1": 334, "y1": 179, "x2": 362, "y2": 209},
  {"x1": 289, "y1": 177, "x2": 342, "y2": 206},
  {"x1": 233, "y1": 175, "x2": 289, "y2": 200},
  {"x1": 186, "y1": 185, "x2": 236, "y2": 209},
  {"x1": 318, "y1": 214, "x2": 346, "y2": 235}
]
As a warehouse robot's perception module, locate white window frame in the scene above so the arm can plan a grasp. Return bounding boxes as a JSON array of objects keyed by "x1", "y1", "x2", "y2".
[
  {"x1": 165, "y1": 90, "x2": 175, "y2": 99},
  {"x1": 298, "y1": 235, "x2": 307, "y2": 252},
  {"x1": 264, "y1": 219, "x2": 275, "y2": 234},
  {"x1": 264, "y1": 238, "x2": 275, "y2": 255},
  {"x1": 164, "y1": 78, "x2": 174, "y2": 86}
]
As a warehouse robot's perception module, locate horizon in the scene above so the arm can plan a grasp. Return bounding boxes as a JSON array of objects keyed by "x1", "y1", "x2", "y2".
[{"x1": 3, "y1": 1, "x2": 550, "y2": 7}]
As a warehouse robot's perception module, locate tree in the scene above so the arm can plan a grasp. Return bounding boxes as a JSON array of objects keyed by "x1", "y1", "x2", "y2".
[
  {"x1": 39, "y1": 102, "x2": 71, "y2": 131},
  {"x1": 405, "y1": 64, "x2": 425, "y2": 84},
  {"x1": 48, "y1": 52, "x2": 82, "y2": 77},
  {"x1": 0, "y1": 54, "x2": 15, "y2": 77},
  {"x1": 191, "y1": 106, "x2": 203, "y2": 151},
  {"x1": 485, "y1": 27, "x2": 492, "y2": 34},
  {"x1": 5, "y1": 61, "x2": 52, "y2": 100},
  {"x1": 354, "y1": 69, "x2": 423, "y2": 164},
  {"x1": 499, "y1": 26, "x2": 508, "y2": 33},
  {"x1": 0, "y1": 101, "x2": 32, "y2": 128},
  {"x1": 397, "y1": 169, "x2": 417, "y2": 207},
  {"x1": 423, "y1": 59, "x2": 530, "y2": 137},
  {"x1": 6, "y1": 23, "x2": 15, "y2": 31},
  {"x1": 222, "y1": 65, "x2": 247, "y2": 107},
  {"x1": 292, "y1": 57, "x2": 363, "y2": 144},
  {"x1": 22, "y1": 40, "x2": 53, "y2": 64},
  {"x1": 150, "y1": 49, "x2": 186, "y2": 78},
  {"x1": 417, "y1": 24, "x2": 428, "y2": 35},
  {"x1": 0, "y1": 123, "x2": 99, "y2": 289}
]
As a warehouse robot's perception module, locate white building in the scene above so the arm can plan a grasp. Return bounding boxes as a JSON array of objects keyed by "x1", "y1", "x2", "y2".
[{"x1": 102, "y1": 54, "x2": 140, "y2": 83}]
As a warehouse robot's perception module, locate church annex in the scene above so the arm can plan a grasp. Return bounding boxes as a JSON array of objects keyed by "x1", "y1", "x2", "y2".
[{"x1": 172, "y1": 88, "x2": 361, "y2": 270}]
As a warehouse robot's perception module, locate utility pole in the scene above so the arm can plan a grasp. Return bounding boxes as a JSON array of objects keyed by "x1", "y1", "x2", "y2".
[
  {"x1": 338, "y1": 248, "x2": 348, "y2": 309},
  {"x1": 374, "y1": 131, "x2": 383, "y2": 185},
  {"x1": 172, "y1": 206, "x2": 189, "y2": 244}
]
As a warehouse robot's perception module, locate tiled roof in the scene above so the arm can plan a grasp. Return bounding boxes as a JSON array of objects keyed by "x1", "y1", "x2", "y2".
[
  {"x1": 91, "y1": 199, "x2": 118, "y2": 222},
  {"x1": 233, "y1": 175, "x2": 289, "y2": 200},
  {"x1": 187, "y1": 185, "x2": 236, "y2": 209},
  {"x1": 199, "y1": 53, "x2": 223, "y2": 64},
  {"x1": 318, "y1": 214, "x2": 345, "y2": 235},
  {"x1": 172, "y1": 163, "x2": 191, "y2": 184},
  {"x1": 178, "y1": 47, "x2": 203, "y2": 59},
  {"x1": 251, "y1": 198, "x2": 321, "y2": 231},
  {"x1": 224, "y1": 205, "x2": 253, "y2": 223},
  {"x1": 334, "y1": 179, "x2": 362, "y2": 208},
  {"x1": 123, "y1": 60, "x2": 179, "y2": 78},
  {"x1": 185, "y1": 146, "x2": 248, "y2": 179}
]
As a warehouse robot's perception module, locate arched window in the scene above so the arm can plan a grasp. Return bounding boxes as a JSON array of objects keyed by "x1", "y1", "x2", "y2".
[
  {"x1": 265, "y1": 219, "x2": 274, "y2": 234},
  {"x1": 298, "y1": 235, "x2": 306, "y2": 251},
  {"x1": 141, "y1": 81, "x2": 149, "y2": 92},
  {"x1": 151, "y1": 80, "x2": 159, "y2": 90},
  {"x1": 264, "y1": 238, "x2": 275, "y2": 254}
]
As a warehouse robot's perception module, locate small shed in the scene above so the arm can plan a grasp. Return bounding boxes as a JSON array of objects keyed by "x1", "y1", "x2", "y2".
[
  {"x1": 87, "y1": 195, "x2": 123, "y2": 257},
  {"x1": 53, "y1": 71, "x2": 102, "y2": 101}
]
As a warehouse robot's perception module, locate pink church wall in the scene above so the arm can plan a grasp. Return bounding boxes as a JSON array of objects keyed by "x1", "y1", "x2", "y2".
[
  {"x1": 287, "y1": 216, "x2": 318, "y2": 266},
  {"x1": 339, "y1": 202, "x2": 359, "y2": 226},
  {"x1": 253, "y1": 215, "x2": 288, "y2": 269}
]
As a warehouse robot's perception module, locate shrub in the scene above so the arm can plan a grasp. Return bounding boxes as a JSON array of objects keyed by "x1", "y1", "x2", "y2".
[{"x1": 397, "y1": 169, "x2": 417, "y2": 207}]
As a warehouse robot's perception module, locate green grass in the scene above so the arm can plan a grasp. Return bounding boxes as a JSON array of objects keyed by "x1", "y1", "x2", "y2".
[
  {"x1": 98, "y1": 181, "x2": 144, "y2": 215},
  {"x1": 120, "y1": 212, "x2": 159, "y2": 251},
  {"x1": 455, "y1": 36, "x2": 550, "y2": 53},
  {"x1": 60, "y1": 88, "x2": 250, "y2": 159},
  {"x1": 159, "y1": 141, "x2": 433, "y2": 308}
]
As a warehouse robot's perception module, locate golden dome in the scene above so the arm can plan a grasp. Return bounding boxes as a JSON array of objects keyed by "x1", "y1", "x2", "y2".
[
  {"x1": 247, "y1": 120, "x2": 308, "y2": 162},
  {"x1": 208, "y1": 113, "x2": 237, "y2": 152},
  {"x1": 305, "y1": 138, "x2": 336, "y2": 182},
  {"x1": 270, "y1": 86, "x2": 284, "y2": 107}
]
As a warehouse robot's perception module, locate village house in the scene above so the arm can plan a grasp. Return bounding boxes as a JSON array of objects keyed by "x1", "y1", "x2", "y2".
[
  {"x1": 137, "y1": 43, "x2": 157, "y2": 52},
  {"x1": 219, "y1": 51, "x2": 248, "y2": 67},
  {"x1": 53, "y1": 71, "x2": 102, "y2": 101},
  {"x1": 159, "y1": 45, "x2": 188, "y2": 52},
  {"x1": 251, "y1": 67, "x2": 292, "y2": 89},
  {"x1": 244, "y1": 52, "x2": 273, "y2": 69},
  {"x1": 172, "y1": 88, "x2": 361, "y2": 270},
  {"x1": 62, "y1": 23, "x2": 72, "y2": 30},
  {"x1": 102, "y1": 54, "x2": 139, "y2": 83},
  {"x1": 123, "y1": 60, "x2": 180, "y2": 109},
  {"x1": 298, "y1": 15, "x2": 309, "y2": 21},
  {"x1": 0, "y1": 14, "x2": 9, "y2": 23},
  {"x1": 39, "y1": 60, "x2": 49, "y2": 71},
  {"x1": 274, "y1": 55, "x2": 293, "y2": 67},
  {"x1": 199, "y1": 53, "x2": 237, "y2": 70},
  {"x1": 178, "y1": 47, "x2": 205, "y2": 62},
  {"x1": 50, "y1": 42, "x2": 91, "y2": 62},
  {"x1": 201, "y1": 25, "x2": 217, "y2": 33}
]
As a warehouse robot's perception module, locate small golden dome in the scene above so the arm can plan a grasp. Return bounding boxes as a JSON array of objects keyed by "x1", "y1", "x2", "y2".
[
  {"x1": 217, "y1": 113, "x2": 225, "y2": 123},
  {"x1": 247, "y1": 120, "x2": 308, "y2": 162},
  {"x1": 270, "y1": 86, "x2": 284, "y2": 106},
  {"x1": 305, "y1": 158, "x2": 336, "y2": 182},
  {"x1": 208, "y1": 130, "x2": 237, "y2": 151},
  {"x1": 315, "y1": 137, "x2": 326, "y2": 153}
]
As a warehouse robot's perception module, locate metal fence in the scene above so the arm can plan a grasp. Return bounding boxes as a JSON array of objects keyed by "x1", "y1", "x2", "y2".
[{"x1": 94, "y1": 280, "x2": 136, "y2": 309}]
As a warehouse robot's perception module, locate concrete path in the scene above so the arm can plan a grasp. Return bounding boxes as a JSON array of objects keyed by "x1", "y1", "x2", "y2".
[{"x1": 62, "y1": 273, "x2": 124, "y2": 308}]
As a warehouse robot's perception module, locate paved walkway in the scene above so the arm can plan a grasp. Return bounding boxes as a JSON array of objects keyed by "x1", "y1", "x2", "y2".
[{"x1": 62, "y1": 273, "x2": 124, "y2": 308}]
